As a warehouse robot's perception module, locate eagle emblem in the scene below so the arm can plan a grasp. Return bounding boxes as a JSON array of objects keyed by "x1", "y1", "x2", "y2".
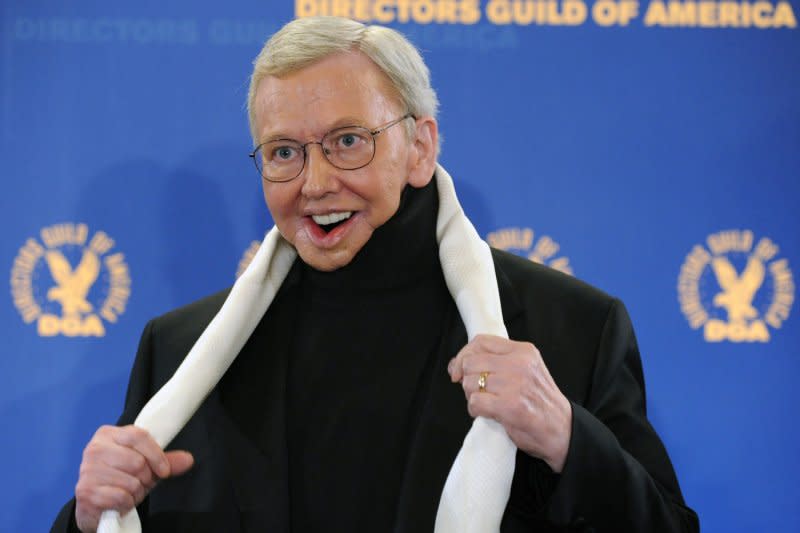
[
  {"x1": 44, "y1": 249, "x2": 101, "y2": 317},
  {"x1": 679, "y1": 230, "x2": 793, "y2": 342},
  {"x1": 710, "y1": 255, "x2": 765, "y2": 323},
  {"x1": 11, "y1": 223, "x2": 131, "y2": 337}
]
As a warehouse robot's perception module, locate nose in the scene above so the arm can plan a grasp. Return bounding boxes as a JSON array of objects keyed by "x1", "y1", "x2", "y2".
[{"x1": 300, "y1": 142, "x2": 341, "y2": 199}]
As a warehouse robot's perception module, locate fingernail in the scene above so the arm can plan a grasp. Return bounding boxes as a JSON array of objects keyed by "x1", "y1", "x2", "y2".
[{"x1": 447, "y1": 359, "x2": 454, "y2": 375}]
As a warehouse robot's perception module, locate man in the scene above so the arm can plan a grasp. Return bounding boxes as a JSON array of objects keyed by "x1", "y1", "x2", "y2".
[{"x1": 53, "y1": 16, "x2": 698, "y2": 533}]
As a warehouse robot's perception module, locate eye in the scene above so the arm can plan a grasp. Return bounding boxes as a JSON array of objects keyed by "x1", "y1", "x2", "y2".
[
  {"x1": 268, "y1": 143, "x2": 300, "y2": 162},
  {"x1": 332, "y1": 129, "x2": 369, "y2": 150}
]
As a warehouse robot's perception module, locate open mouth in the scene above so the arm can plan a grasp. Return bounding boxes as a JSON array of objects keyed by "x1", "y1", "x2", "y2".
[{"x1": 312, "y1": 211, "x2": 352, "y2": 234}]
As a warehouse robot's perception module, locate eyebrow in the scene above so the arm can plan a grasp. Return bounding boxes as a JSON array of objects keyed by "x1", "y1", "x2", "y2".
[{"x1": 260, "y1": 116, "x2": 370, "y2": 144}]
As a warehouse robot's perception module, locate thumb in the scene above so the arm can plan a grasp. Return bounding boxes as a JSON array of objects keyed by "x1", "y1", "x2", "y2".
[{"x1": 163, "y1": 450, "x2": 194, "y2": 478}]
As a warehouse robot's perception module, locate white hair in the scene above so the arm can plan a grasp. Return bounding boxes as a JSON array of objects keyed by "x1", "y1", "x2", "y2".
[{"x1": 247, "y1": 17, "x2": 439, "y2": 150}]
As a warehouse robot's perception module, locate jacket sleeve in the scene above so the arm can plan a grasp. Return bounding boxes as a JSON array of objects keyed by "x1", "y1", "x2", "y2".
[
  {"x1": 50, "y1": 320, "x2": 157, "y2": 533},
  {"x1": 543, "y1": 299, "x2": 699, "y2": 532}
]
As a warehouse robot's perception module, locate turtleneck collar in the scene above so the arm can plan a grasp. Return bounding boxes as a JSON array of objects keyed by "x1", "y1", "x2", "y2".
[{"x1": 301, "y1": 177, "x2": 440, "y2": 291}]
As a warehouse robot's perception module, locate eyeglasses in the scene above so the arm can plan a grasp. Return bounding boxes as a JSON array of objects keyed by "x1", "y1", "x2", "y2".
[{"x1": 250, "y1": 114, "x2": 414, "y2": 183}]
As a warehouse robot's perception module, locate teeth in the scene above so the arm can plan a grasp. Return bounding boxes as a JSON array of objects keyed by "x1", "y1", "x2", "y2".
[{"x1": 312, "y1": 211, "x2": 352, "y2": 226}]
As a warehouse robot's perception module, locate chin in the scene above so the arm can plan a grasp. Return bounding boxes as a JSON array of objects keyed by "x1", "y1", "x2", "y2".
[
  {"x1": 297, "y1": 247, "x2": 358, "y2": 272},
  {"x1": 292, "y1": 222, "x2": 374, "y2": 272}
]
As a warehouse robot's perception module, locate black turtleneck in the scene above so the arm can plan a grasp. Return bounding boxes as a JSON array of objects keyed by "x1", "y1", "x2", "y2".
[{"x1": 286, "y1": 180, "x2": 451, "y2": 532}]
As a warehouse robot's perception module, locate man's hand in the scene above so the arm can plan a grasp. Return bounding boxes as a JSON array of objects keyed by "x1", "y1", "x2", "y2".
[
  {"x1": 448, "y1": 334, "x2": 572, "y2": 473},
  {"x1": 74, "y1": 425, "x2": 194, "y2": 533}
]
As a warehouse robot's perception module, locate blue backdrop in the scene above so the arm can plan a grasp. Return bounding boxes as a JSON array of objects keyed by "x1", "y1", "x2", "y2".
[{"x1": 2, "y1": 1, "x2": 798, "y2": 531}]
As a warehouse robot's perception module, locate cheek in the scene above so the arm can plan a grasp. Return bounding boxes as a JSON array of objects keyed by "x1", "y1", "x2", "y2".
[
  {"x1": 263, "y1": 182, "x2": 292, "y2": 213},
  {"x1": 378, "y1": 167, "x2": 406, "y2": 213},
  {"x1": 263, "y1": 189, "x2": 278, "y2": 215},
  {"x1": 262, "y1": 184, "x2": 299, "y2": 233}
]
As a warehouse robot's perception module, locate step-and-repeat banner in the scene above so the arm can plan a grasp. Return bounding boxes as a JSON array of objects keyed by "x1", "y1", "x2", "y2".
[{"x1": 1, "y1": 1, "x2": 797, "y2": 531}]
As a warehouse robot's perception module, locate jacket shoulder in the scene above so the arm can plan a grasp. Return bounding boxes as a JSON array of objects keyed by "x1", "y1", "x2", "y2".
[
  {"x1": 147, "y1": 288, "x2": 232, "y2": 359},
  {"x1": 492, "y1": 248, "x2": 615, "y2": 314}
]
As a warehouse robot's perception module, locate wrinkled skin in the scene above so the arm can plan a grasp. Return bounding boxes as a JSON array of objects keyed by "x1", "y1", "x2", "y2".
[{"x1": 448, "y1": 334, "x2": 572, "y2": 473}]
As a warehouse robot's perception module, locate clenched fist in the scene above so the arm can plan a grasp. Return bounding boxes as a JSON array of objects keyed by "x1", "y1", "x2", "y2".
[
  {"x1": 74, "y1": 425, "x2": 194, "y2": 532},
  {"x1": 448, "y1": 334, "x2": 572, "y2": 473}
]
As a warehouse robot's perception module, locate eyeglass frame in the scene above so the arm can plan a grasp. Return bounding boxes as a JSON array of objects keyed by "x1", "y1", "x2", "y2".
[{"x1": 249, "y1": 113, "x2": 416, "y2": 183}]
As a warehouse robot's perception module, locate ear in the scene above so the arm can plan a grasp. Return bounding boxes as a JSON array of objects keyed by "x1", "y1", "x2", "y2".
[{"x1": 406, "y1": 117, "x2": 438, "y2": 188}]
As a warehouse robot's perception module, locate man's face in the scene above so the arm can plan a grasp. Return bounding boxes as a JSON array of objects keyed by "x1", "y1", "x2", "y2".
[{"x1": 252, "y1": 51, "x2": 435, "y2": 272}]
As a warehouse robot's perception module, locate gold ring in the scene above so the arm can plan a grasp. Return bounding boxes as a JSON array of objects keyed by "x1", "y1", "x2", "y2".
[{"x1": 478, "y1": 371, "x2": 489, "y2": 393}]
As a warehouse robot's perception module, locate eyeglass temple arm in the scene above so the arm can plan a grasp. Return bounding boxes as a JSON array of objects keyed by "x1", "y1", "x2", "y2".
[{"x1": 370, "y1": 113, "x2": 416, "y2": 135}]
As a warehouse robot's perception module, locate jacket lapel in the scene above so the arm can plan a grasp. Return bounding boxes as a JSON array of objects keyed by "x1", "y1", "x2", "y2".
[
  {"x1": 213, "y1": 261, "x2": 304, "y2": 533},
  {"x1": 207, "y1": 255, "x2": 530, "y2": 532},
  {"x1": 393, "y1": 256, "x2": 527, "y2": 532}
]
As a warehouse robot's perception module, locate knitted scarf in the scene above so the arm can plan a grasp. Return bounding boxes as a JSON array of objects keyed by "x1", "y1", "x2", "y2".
[{"x1": 97, "y1": 163, "x2": 517, "y2": 533}]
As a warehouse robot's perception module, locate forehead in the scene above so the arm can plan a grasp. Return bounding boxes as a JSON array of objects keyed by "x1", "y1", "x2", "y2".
[{"x1": 253, "y1": 51, "x2": 401, "y2": 139}]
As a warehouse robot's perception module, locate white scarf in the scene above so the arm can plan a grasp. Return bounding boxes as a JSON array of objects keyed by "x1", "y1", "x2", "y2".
[{"x1": 98, "y1": 164, "x2": 517, "y2": 533}]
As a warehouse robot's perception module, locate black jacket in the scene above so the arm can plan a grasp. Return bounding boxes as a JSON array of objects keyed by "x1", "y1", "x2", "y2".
[{"x1": 52, "y1": 250, "x2": 699, "y2": 532}]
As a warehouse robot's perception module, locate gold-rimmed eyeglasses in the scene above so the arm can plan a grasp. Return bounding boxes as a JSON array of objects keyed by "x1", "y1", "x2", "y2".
[{"x1": 249, "y1": 114, "x2": 415, "y2": 183}]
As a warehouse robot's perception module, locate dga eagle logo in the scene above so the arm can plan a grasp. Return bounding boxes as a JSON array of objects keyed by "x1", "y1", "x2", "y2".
[
  {"x1": 10, "y1": 223, "x2": 131, "y2": 337},
  {"x1": 486, "y1": 227, "x2": 573, "y2": 275},
  {"x1": 678, "y1": 230, "x2": 794, "y2": 342}
]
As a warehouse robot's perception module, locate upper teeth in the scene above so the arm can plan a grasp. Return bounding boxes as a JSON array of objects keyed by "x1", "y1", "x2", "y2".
[{"x1": 312, "y1": 211, "x2": 352, "y2": 226}]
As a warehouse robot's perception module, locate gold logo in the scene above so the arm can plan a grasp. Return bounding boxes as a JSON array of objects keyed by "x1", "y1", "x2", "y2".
[
  {"x1": 10, "y1": 223, "x2": 131, "y2": 337},
  {"x1": 678, "y1": 230, "x2": 794, "y2": 342},
  {"x1": 486, "y1": 227, "x2": 573, "y2": 275}
]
